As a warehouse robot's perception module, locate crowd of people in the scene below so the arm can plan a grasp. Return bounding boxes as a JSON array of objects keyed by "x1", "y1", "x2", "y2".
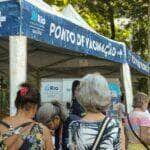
[{"x1": 0, "y1": 73, "x2": 149, "y2": 150}]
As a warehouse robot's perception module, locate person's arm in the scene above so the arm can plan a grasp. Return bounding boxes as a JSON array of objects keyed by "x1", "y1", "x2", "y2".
[
  {"x1": 42, "y1": 125, "x2": 55, "y2": 150},
  {"x1": 140, "y1": 126, "x2": 150, "y2": 144},
  {"x1": 139, "y1": 116, "x2": 150, "y2": 145},
  {"x1": 120, "y1": 122, "x2": 126, "y2": 150}
]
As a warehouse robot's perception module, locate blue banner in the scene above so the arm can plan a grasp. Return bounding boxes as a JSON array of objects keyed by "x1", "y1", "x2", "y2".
[
  {"x1": 0, "y1": 0, "x2": 149, "y2": 76},
  {"x1": 21, "y1": 0, "x2": 126, "y2": 63},
  {"x1": 127, "y1": 49, "x2": 150, "y2": 76},
  {"x1": 0, "y1": 0, "x2": 20, "y2": 36}
]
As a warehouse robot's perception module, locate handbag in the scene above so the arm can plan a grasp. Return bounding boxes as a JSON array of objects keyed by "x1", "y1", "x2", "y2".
[{"x1": 92, "y1": 117, "x2": 111, "y2": 150}]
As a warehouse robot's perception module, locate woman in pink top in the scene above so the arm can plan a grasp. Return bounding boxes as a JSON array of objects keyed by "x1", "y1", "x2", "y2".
[{"x1": 125, "y1": 92, "x2": 150, "y2": 150}]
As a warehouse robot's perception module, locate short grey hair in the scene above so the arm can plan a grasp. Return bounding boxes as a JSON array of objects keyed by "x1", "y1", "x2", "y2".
[
  {"x1": 132, "y1": 92, "x2": 149, "y2": 108},
  {"x1": 36, "y1": 100, "x2": 68, "y2": 125},
  {"x1": 77, "y1": 73, "x2": 111, "y2": 113}
]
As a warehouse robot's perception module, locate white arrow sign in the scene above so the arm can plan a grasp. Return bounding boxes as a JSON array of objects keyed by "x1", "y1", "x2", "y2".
[{"x1": 0, "y1": 11, "x2": 6, "y2": 27}]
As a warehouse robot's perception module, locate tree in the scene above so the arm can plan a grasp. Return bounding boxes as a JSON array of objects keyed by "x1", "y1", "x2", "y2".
[{"x1": 116, "y1": 0, "x2": 149, "y2": 60}]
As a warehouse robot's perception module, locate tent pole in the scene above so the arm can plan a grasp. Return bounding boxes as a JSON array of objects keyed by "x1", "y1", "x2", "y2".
[
  {"x1": 9, "y1": 36, "x2": 27, "y2": 116},
  {"x1": 122, "y1": 63, "x2": 133, "y2": 113}
]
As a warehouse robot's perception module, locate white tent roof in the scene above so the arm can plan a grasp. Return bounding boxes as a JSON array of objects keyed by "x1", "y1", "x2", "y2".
[
  {"x1": 62, "y1": 4, "x2": 96, "y2": 33},
  {"x1": 25, "y1": 0, "x2": 61, "y2": 16},
  {"x1": 62, "y1": 4, "x2": 123, "y2": 45}
]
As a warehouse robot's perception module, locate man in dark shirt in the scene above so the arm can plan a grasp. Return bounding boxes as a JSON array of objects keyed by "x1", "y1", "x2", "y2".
[{"x1": 55, "y1": 80, "x2": 86, "y2": 149}]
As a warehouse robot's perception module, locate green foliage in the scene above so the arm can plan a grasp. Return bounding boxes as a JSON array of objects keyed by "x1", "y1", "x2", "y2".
[
  {"x1": 115, "y1": 0, "x2": 149, "y2": 60},
  {"x1": 115, "y1": 25, "x2": 131, "y2": 46},
  {"x1": 137, "y1": 78, "x2": 148, "y2": 94},
  {"x1": 44, "y1": 0, "x2": 149, "y2": 61},
  {"x1": 77, "y1": 7, "x2": 111, "y2": 37}
]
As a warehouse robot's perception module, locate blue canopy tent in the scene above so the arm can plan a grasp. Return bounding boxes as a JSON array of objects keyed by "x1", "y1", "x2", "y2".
[{"x1": 0, "y1": 0, "x2": 149, "y2": 115}]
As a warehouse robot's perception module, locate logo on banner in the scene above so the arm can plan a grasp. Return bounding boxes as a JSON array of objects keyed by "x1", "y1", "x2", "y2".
[
  {"x1": 44, "y1": 85, "x2": 59, "y2": 92},
  {"x1": 31, "y1": 11, "x2": 46, "y2": 25},
  {"x1": 0, "y1": 11, "x2": 6, "y2": 27}
]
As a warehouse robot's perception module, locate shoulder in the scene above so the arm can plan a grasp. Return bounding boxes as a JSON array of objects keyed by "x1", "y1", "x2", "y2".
[
  {"x1": 108, "y1": 118, "x2": 120, "y2": 127},
  {"x1": 69, "y1": 120, "x2": 87, "y2": 135},
  {"x1": 28, "y1": 122, "x2": 52, "y2": 140},
  {"x1": 38, "y1": 123, "x2": 51, "y2": 136},
  {"x1": 0, "y1": 116, "x2": 13, "y2": 126},
  {"x1": 69, "y1": 114, "x2": 81, "y2": 121},
  {"x1": 103, "y1": 118, "x2": 121, "y2": 138},
  {"x1": 69, "y1": 120, "x2": 81, "y2": 129},
  {"x1": 139, "y1": 112, "x2": 150, "y2": 127},
  {"x1": 37, "y1": 123, "x2": 54, "y2": 149},
  {"x1": 69, "y1": 117, "x2": 120, "y2": 127},
  {"x1": 130, "y1": 111, "x2": 150, "y2": 121}
]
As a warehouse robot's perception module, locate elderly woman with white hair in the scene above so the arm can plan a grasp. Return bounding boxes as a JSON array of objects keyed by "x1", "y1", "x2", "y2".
[
  {"x1": 36, "y1": 100, "x2": 81, "y2": 150},
  {"x1": 68, "y1": 73, "x2": 125, "y2": 150},
  {"x1": 36, "y1": 101, "x2": 68, "y2": 149},
  {"x1": 36, "y1": 101, "x2": 67, "y2": 130}
]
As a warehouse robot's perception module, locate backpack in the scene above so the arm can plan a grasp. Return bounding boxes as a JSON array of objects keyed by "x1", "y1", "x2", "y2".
[{"x1": 0, "y1": 120, "x2": 44, "y2": 150}]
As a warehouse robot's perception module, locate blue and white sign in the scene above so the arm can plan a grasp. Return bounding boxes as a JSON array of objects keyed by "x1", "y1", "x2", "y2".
[
  {"x1": 127, "y1": 49, "x2": 150, "y2": 76},
  {"x1": 40, "y1": 78, "x2": 79, "y2": 102},
  {"x1": 21, "y1": 0, "x2": 126, "y2": 64},
  {"x1": 0, "y1": 0, "x2": 149, "y2": 76},
  {"x1": 41, "y1": 79, "x2": 63, "y2": 102},
  {"x1": 0, "y1": 0, "x2": 20, "y2": 36},
  {"x1": 0, "y1": 11, "x2": 6, "y2": 27}
]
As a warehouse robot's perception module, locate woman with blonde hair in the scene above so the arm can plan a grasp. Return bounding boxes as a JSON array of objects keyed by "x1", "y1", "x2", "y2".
[
  {"x1": 68, "y1": 73, "x2": 125, "y2": 150},
  {"x1": 125, "y1": 92, "x2": 150, "y2": 150}
]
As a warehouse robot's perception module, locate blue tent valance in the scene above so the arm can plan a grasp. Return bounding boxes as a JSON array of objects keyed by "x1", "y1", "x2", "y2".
[
  {"x1": 127, "y1": 49, "x2": 150, "y2": 76},
  {"x1": 0, "y1": 0, "x2": 149, "y2": 76}
]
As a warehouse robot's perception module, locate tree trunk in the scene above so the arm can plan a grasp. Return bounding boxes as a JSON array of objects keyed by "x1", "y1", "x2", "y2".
[
  {"x1": 109, "y1": 6, "x2": 115, "y2": 39},
  {"x1": 105, "y1": 0, "x2": 115, "y2": 39}
]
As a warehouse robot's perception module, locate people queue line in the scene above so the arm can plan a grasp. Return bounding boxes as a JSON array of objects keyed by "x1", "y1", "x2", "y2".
[{"x1": 0, "y1": 73, "x2": 149, "y2": 150}]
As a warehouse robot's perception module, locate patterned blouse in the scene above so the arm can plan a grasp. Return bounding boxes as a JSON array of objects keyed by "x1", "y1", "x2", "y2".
[{"x1": 68, "y1": 118, "x2": 121, "y2": 150}]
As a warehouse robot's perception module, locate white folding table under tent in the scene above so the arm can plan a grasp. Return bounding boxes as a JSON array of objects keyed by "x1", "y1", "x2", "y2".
[{"x1": 0, "y1": 0, "x2": 149, "y2": 116}]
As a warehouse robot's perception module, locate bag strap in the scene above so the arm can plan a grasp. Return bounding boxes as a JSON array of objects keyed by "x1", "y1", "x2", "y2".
[
  {"x1": 0, "y1": 119, "x2": 11, "y2": 128},
  {"x1": 14, "y1": 122, "x2": 32, "y2": 131},
  {"x1": 0, "y1": 119, "x2": 32, "y2": 130},
  {"x1": 0, "y1": 120, "x2": 32, "y2": 140},
  {"x1": 92, "y1": 117, "x2": 111, "y2": 150}
]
